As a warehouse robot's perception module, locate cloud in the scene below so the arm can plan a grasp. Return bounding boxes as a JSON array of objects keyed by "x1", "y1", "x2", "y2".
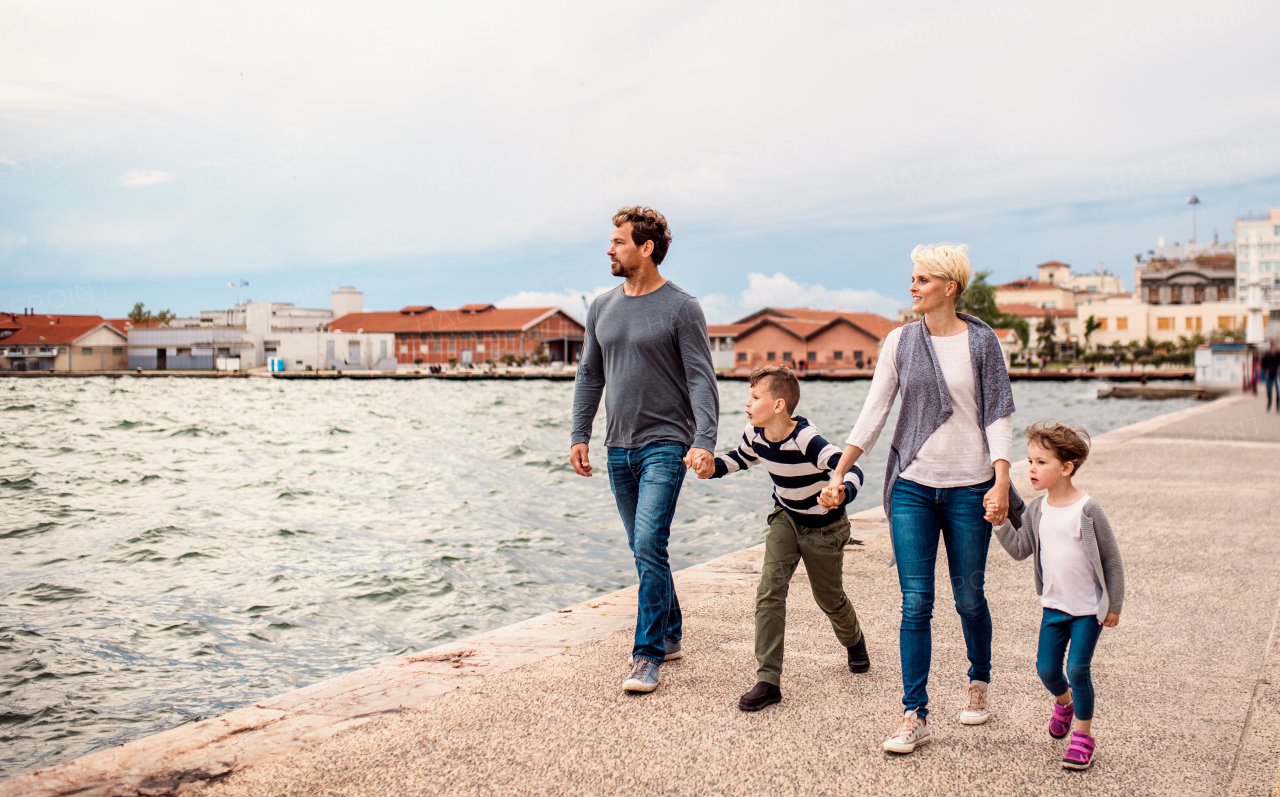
[
  {"x1": 495, "y1": 287, "x2": 614, "y2": 322},
  {"x1": 497, "y1": 274, "x2": 902, "y2": 326},
  {"x1": 120, "y1": 169, "x2": 174, "y2": 188},
  {"x1": 0, "y1": 230, "x2": 28, "y2": 258},
  {"x1": 737, "y1": 273, "x2": 902, "y2": 319}
]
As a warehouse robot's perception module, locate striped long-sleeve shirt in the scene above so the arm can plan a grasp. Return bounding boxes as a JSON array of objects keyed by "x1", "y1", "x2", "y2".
[{"x1": 712, "y1": 416, "x2": 864, "y2": 527}]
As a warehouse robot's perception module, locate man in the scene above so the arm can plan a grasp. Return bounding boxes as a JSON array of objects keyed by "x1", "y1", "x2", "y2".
[
  {"x1": 570, "y1": 206, "x2": 719, "y2": 694},
  {"x1": 1264, "y1": 342, "x2": 1278, "y2": 411}
]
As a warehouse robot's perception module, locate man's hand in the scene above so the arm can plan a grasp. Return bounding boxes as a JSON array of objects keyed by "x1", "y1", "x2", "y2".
[
  {"x1": 684, "y1": 447, "x2": 715, "y2": 478},
  {"x1": 570, "y1": 443, "x2": 592, "y2": 477},
  {"x1": 1101, "y1": 612, "x2": 1119, "y2": 628},
  {"x1": 817, "y1": 483, "x2": 846, "y2": 509}
]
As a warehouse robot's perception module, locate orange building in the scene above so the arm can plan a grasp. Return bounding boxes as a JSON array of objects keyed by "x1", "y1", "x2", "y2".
[
  {"x1": 328, "y1": 304, "x2": 585, "y2": 365},
  {"x1": 724, "y1": 308, "x2": 901, "y2": 372},
  {"x1": 0, "y1": 312, "x2": 128, "y2": 372}
]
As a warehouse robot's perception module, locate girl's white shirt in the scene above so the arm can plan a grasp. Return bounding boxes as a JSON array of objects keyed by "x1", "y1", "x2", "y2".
[
  {"x1": 1037, "y1": 492, "x2": 1104, "y2": 616},
  {"x1": 848, "y1": 327, "x2": 1012, "y2": 488}
]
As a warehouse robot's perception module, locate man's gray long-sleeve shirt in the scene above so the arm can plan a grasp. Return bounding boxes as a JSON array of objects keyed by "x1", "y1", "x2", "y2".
[{"x1": 571, "y1": 281, "x2": 719, "y2": 452}]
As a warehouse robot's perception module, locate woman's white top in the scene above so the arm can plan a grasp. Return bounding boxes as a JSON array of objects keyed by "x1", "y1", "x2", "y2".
[
  {"x1": 1038, "y1": 493, "x2": 1104, "y2": 616},
  {"x1": 847, "y1": 326, "x2": 1012, "y2": 488}
]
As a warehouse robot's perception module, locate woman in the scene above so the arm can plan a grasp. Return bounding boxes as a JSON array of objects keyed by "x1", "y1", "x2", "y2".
[{"x1": 822, "y1": 243, "x2": 1022, "y2": 754}]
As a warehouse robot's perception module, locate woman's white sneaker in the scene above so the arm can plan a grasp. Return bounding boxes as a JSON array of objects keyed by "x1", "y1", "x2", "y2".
[
  {"x1": 959, "y1": 681, "x2": 990, "y2": 725},
  {"x1": 882, "y1": 710, "x2": 931, "y2": 754}
]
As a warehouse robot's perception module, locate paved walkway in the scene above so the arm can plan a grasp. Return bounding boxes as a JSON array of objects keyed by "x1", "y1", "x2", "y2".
[{"x1": 9, "y1": 396, "x2": 1280, "y2": 796}]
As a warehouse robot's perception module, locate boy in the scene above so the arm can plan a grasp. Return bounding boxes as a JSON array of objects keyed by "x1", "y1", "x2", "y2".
[
  {"x1": 988, "y1": 422, "x2": 1124, "y2": 771},
  {"x1": 690, "y1": 365, "x2": 869, "y2": 711}
]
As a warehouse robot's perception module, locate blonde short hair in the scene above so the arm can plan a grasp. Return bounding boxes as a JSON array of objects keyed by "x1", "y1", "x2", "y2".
[{"x1": 911, "y1": 243, "x2": 973, "y2": 302}]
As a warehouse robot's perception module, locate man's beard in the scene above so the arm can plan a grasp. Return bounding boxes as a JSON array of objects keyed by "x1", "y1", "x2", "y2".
[{"x1": 610, "y1": 259, "x2": 632, "y2": 278}]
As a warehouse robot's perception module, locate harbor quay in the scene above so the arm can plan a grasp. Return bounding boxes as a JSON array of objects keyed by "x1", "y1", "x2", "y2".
[{"x1": 6, "y1": 395, "x2": 1279, "y2": 796}]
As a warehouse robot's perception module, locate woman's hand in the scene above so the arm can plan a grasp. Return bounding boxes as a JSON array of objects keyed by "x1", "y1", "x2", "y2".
[
  {"x1": 818, "y1": 482, "x2": 846, "y2": 509},
  {"x1": 983, "y1": 460, "x2": 1011, "y2": 526}
]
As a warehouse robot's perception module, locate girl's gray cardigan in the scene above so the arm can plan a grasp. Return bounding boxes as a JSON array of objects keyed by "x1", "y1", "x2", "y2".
[{"x1": 992, "y1": 495, "x2": 1125, "y2": 622}]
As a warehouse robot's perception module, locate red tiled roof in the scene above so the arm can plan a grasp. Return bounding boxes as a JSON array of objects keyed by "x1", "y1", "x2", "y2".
[
  {"x1": 0, "y1": 314, "x2": 123, "y2": 346},
  {"x1": 992, "y1": 328, "x2": 1015, "y2": 340},
  {"x1": 730, "y1": 308, "x2": 901, "y2": 340},
  {"x1": 707, "y1": 324, "x2": 750, "y2": 336},
  {"x1": 1037, "y1": 260, "x2": 1069, "y2": 267},
  {"x1": 460, "y1": 303, "x2": 496, "y2": 313},
  {"x1": 997, "y1": 304, "x2": 1076, "y2": 319},
  {"x1": 998, "y1": 279, "x2": 1061, "y2": 291},
  {"x1": 399, "y1": 306, "x2": 433, "y2": 315},
  {"x1": 330, "y1": 306, "x2": 581, "y2": 334}
]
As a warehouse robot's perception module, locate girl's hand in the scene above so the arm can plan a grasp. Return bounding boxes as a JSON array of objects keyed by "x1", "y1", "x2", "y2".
[{"x1": 1101, "y1": 612, "x2": 1119, "y2": 628}]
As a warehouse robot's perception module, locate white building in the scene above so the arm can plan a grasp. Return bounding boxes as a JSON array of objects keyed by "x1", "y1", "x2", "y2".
[
  {"x1": 1234, "y1": 207, "x2": 1280, "y2": 343},
  {"x1": 1036, "y1": 261, "x2": 1125, "y2": 295}
]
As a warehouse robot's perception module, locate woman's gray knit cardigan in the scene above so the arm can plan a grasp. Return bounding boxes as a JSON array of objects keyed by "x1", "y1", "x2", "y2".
[{"x1": 882, "y1": 313, "x2": 1025, "y2": 565}]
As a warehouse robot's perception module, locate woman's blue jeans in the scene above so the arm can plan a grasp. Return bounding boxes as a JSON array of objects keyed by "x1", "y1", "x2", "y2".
[
  {"x1": 890, "y1": 477, "x2": 994, "y2": 718},
  {"x1": 1036, "y1": 608, "x2": 1104, "y2": 720},
  {"x1": 607, "y1": 442, "x2": 687, "y2": 664}
]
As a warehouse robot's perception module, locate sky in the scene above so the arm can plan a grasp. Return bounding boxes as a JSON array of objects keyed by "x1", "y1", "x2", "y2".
[{"x1": 2, "y1": 0, "x2": 1279, "y2": 323}]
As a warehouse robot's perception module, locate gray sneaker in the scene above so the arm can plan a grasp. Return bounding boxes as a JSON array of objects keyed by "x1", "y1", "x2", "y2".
[
  {"x1": 628, "y1": 637, "x2": 682, "y2": 665},
  {"x1": 623, "y1": 659, "x2": 660, "y2": 693}
]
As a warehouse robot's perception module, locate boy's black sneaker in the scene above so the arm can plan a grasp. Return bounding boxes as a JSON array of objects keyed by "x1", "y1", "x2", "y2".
[
  {"x1": 847, "y1": 634, "x2": 870, "y2": 673},
  {"x1": 738, "y1": 681, "x2": 782, "y2": 711}
]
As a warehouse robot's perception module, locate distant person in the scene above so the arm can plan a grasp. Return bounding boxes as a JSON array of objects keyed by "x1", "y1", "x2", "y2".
[
  {"x1": 822, "y1": 243, "x2": 1021, "y2": 754},
  {"x1": 692, "y1": 365, "x2": 868, "y2": 711},
  {"x1": 1264, "y1": 343, "x2": 1279, "y2": 411},
  {"x1": 989, "y1": 422, "x2": 1124, "y2": 771},
  {"x1": 570, "y1": 206, "x2": 719, "y2": 694}
]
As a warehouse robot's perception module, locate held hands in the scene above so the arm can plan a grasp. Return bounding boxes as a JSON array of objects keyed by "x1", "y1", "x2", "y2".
[
  {"x1": 684, "y1": 448, "x2": 715, "y2": 479},
  {"x1": 1101, "y1": 612, "x2": 1120, "y2": 628},
  {"x1": 982, "y1": 485, "x2": 1009, "y2": 526},
  {"x1": 817, "y1": 479, "x2": 846, "y2": 509}
]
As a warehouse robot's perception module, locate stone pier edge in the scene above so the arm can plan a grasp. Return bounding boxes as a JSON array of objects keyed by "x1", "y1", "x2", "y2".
[{"x1": 2, "y1": 395, "x2": 1254, "y2": 797}]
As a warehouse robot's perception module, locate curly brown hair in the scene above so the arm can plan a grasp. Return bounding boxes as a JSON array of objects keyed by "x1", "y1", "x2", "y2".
[
  {"x1": 1025, "y1": 421, "x2": 1091, "y2": 475},
  {"x1": 749, "y1": 365, "x2": 800, "y2": 415},
  {"x1": 612, "y1": 206, "x2": 672, "y2": 266}
]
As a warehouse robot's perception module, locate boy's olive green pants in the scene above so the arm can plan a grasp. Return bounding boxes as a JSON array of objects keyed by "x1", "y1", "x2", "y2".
[{"x1": 755, "y1": 506, "x2": 862, "y2": 687}]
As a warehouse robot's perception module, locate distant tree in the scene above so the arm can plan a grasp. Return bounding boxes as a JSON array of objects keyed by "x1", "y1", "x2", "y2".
[
  {"x1": 1083, "y1": 315, "x2": 1102, "y2": 351},
  {"x1": 959, "y1": 271, "x2": 1030, "y2": 352},
  {"x1": 128, "y1": 302, "x2": 152, "y2": 326},
  {"x1": 1036, "y1": 316, "x2": 1057, "y2": 359},
  {"x1": 154, "y1": 309, "x2": 175, "y2": 327}
]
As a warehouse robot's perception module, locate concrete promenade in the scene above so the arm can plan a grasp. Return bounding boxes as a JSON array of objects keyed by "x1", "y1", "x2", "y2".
[{"x1": 7, "y1": 394, "x2": 1280, "y2": 796}]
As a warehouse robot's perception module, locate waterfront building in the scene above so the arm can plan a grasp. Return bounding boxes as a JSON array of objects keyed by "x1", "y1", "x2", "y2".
[
  {"x1": 0, "y1": 313, "x2": 128, "y2": 372},
  {"x1": 1133, "y1": 235, "x2": 1236, "y2": 306},
  {"x1": 724, "y1": 307, "x2": 900, "y2": 371},
  {"x1": 706, "y1": 324, "x2": 748, "y2": 371},
  {"x1": 126, "y1": 326, "x2": 249, "y2": 370},
  {"x1": 1234, "y1": 207, "x2": 1280, "y2": 343},
  {"x1": 1075, "y1": 295, "x2": 1258, "y2": 350},
  {"x1": 198, "y1": 286, "x2": 360, "y2": 331},
  {"x1": 996, "y1": 303, "x2": 1079, "y2": 357},
  {"x1": 1036, "y1": 260, "x2": 1125, "y2": 295},
  {"x1": 995, "y1": 277, "x2": 1078, "y2": 310},
  {"x1": 329, "y1": 304, "x2": 586, "y2": 365}
]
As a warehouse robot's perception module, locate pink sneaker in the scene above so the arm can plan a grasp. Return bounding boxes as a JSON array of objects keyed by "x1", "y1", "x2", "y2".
[
  {"x1": 1049, "y1": 701, "x2": 1074, "y2": 739},
  {"x1": 1062, "y1": 730, "x2": 1096, "y2": 770}
]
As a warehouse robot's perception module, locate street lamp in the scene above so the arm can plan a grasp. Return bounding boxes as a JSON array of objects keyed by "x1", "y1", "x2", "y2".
[{"x1": 1187, "y1": 195, "x2": 1200, "y2": 243}]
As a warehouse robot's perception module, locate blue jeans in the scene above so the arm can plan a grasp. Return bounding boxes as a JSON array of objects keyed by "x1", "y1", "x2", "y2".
[
  {"x1": 607, "y1": 442, "x2": 687, "y2": 664},
  {"x1": 890, "y1": 477, "x2": 995, "y2": 718},
  {"x1": 1036, "y1": 608, "x2": 1104, "y2": 720}
]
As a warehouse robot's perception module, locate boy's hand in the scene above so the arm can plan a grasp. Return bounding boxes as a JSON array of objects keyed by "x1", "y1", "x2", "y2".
[
  {"x1": 817, "y1": 483, "x2": 846, "y2": 509},
  {"x1": 684, "y1": 448, "x2": 715, "y2": 479},
  {"x1": 1101, "y1": 612, "x2": 1119, "y2": 628},
  {"x1": 982, "y1": 498, "x2": 1000, "y2": 524},
  {"x1": 570, "y1": 443, "x2": 591, "y2": 477}
]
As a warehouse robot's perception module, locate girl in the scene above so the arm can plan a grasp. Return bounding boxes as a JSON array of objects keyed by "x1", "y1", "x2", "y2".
[{"x1": 989, "y1": 422, "x2": 1125, "y2": 770}]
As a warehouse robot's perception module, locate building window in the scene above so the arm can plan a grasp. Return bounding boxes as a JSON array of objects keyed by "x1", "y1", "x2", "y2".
[
  {"x1": 506, "y1": 331, "x2": 515, "y2": 339},
  {"x1": 1217, "y1": 316, "x2": 1236, "y2": 330},
  {"x1": 833, "y1": 351, "x2": 843, "y2": 361},
  {"x1": 112, "y1": 347, "x2": 122, "y2": 355},
  {"x1": 448, "y1": 343, "x2": 456, "y2": 352},
  {"x1": 806, "y1": 351, "x2": 816, "y2": 361},
  {"x1": 1116, "y1": 318, "x2": 1128, "y2": 330},
  {"x1": 1148, "y1": 287, "x2": 1160, "y2": 303},
  {"x1": 419, "y1": 332, "x2": 428, "y2": 341},
  {"x1": 1218, "y1": 287, "x2": 1229, "y2": 301},
  {"x1": 767, "y1": 352, "x2": 776, "y2": 361},
  {"x1": 1096, "y1": 318, "x2": 1108, "y2": 330},
  {"x1": 1157, "y1": 317, "x2": 1173, "y2": 330},
  {"x1": 1194, "y1": 286, "x2": 1205, "y2": 303},
  {"x1": 736, "y1": 352, "x2": 747, "y2": 362},
  {"x1": 434, "y1": 344, "x2": 442, "y2": 353},
  {"x1": 853, "y1": 350, "x2": 863, "y2": 361},
  {"x1": 1169, "y1": 287, "x2": 1181, "y2": 304},
  {"x1": 81, "y1": 347, "x2": 92, "y2": 355},
  {"x1": 460, "y1": 332, "x2": 471, "y2": 339},
  {"x1": 782, "y1": 352, "x2": 793, "y2": 361}
]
